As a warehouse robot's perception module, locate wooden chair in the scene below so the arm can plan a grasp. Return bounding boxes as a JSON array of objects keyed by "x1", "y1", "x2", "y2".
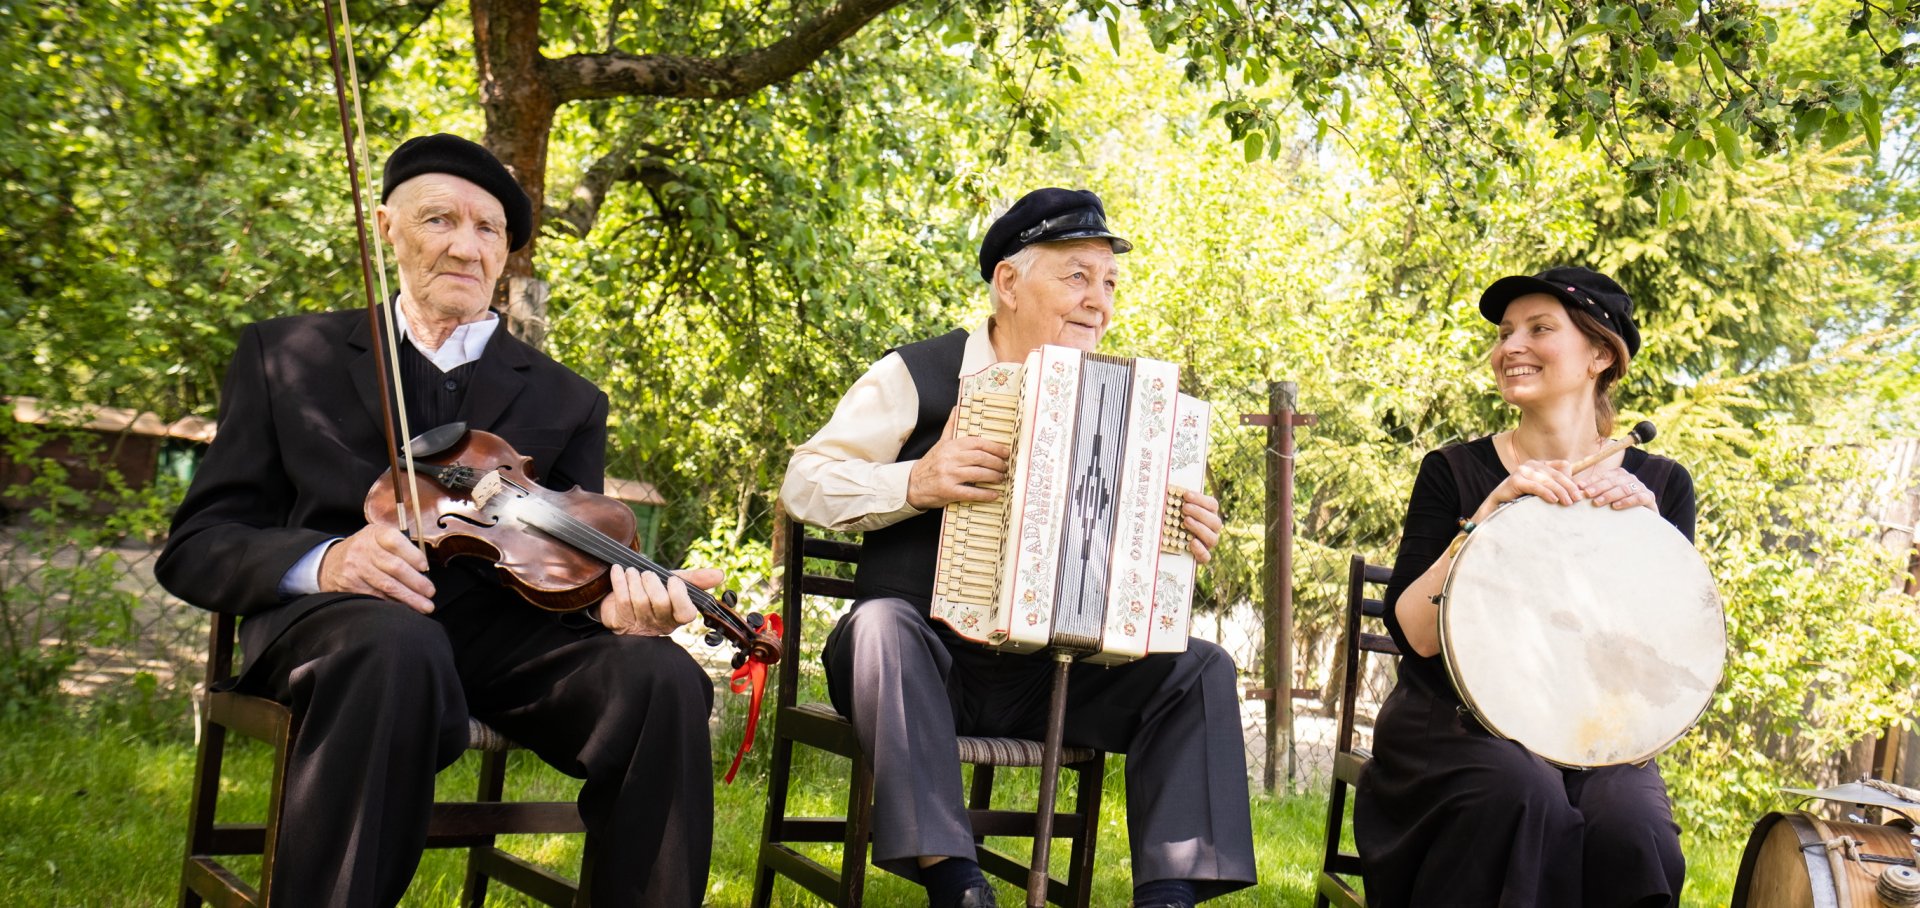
[
  {"x1": 752, "y1": 521, "x2": 1106, "y2": 908},
  {"x1": 179, "y1": 611, "x2": 589, "y2": 908},
  {"x1": 1315, "y1": 555, "x2": 1398, "y2": 908}
]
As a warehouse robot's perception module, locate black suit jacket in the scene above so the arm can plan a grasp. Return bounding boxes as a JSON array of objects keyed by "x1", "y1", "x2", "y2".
[{"x1": 157, "y1": 308, "x2": 610, "y2": 661}]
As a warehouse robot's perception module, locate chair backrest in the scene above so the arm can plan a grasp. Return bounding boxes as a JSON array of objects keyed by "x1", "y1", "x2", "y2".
[
  {"x1": 1335, "y1": 555, "x2": 1399, "y2": 756},
  {"x1": 775, "y1": 519, "x2": 862, "y2": 711}
]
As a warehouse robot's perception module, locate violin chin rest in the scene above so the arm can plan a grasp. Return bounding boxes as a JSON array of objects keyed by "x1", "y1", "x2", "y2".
[{"x1": 406, "y1": 422, "x2": 469, "y2": 459}]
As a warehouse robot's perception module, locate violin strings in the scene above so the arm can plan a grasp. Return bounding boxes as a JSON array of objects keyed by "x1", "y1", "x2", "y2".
[{"x1": 498, "y1": 480, "x2": 742, "y2": 631}]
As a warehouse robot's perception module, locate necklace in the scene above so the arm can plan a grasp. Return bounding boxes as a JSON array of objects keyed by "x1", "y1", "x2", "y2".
[{"x1": 1506, "y1": 430, "x2": 1606, "y2": 467}]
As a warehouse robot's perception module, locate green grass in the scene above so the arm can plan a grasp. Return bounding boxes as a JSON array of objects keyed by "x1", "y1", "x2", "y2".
[{"x1": 0, "y1": 709, "x2": 1746, "y2": 906}]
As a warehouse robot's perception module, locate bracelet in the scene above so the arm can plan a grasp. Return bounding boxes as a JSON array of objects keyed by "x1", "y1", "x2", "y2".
[
  {"x1": 1456, "y1": 517, "x2": 1478, "y2": 534},
  {"x1": 1445, "y1": 530, "x2": 1470, "y2": 558}
]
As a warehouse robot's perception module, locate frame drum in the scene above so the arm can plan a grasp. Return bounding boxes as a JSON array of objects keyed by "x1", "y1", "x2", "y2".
[
  {"x1": 1439, "y1": 496, "x2": 1725, "y2": 767},
  {"x1": 1731, "y1": 811, "x2": 1920, "y2": 907}
]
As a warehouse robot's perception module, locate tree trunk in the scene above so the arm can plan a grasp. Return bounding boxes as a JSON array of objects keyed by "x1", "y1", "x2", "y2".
[
  {"x1": 472, "y1": 0, "x2": 556, "y2": 286},
  {"x1": 465, "y1": 0, "x2": 912, "y2": 344}
]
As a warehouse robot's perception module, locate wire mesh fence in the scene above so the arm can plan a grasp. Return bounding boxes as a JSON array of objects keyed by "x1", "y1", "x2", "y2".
[{"x1": 1, "y1": 415, "x2": 1389, "y2": 797}]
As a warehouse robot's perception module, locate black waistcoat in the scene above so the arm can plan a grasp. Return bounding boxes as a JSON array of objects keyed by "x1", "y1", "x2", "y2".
[
  {"x1": 398, "y1": 340, "x2": 477, "y2": 431},
  {"x1": 851, "y1": 328, "x2": 970, "y2": 609}
]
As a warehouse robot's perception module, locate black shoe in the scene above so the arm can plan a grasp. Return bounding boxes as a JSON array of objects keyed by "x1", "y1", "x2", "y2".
[
  {"x1": 954, "y1": 882, "x2": 1000, "y2": 908},
  {"x1": 1129, "y1": 902, "x2": 1195, "y2": 908}
]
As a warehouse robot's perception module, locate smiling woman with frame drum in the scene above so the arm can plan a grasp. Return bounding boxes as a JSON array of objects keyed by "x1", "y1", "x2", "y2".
[{"x1": 1353, "y1": 266, "x2": 1706, "y2": 908}]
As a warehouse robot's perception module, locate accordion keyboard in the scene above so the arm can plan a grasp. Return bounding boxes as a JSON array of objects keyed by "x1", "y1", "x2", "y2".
[
  {"x1": 935, "y1": 381, "x2": 1023, "y2": 608},
  {"x1": 1161, "y1": 487, "x2": 1194, "y2": 555}
]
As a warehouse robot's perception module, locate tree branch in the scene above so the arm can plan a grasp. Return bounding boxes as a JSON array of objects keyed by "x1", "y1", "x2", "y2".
[
  {"x1": 545, "y1": 0, "x2": 911, "y2": 103},
  {"x1": 544, "y1": 142, "x2": 680, "y2": 239}
]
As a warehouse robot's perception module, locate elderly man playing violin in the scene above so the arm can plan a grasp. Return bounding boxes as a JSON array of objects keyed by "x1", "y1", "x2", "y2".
[
  {"x1": 158, "y1": 134, "x2": 720, "y2": 907},
  {"x1": 781, "y1": 188, "x2": 1257, "y2": 908}
]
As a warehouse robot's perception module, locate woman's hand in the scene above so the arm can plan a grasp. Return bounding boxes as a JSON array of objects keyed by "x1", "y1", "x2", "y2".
[
  {"x1": 1576, "y1": 465, "x2": 1658, "y2": 512},
  {"x1": 1472, "y1": 459, "x2": 1584, "y2": 524}
]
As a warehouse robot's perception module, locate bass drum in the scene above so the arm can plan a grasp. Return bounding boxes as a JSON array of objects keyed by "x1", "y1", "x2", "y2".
[
  {"x1": 1732, "y1": 811, "x2": 1920, "y2": 907},
  {"x1": 1439, "y1": 496, "x2": 1725, "y2": 767}
]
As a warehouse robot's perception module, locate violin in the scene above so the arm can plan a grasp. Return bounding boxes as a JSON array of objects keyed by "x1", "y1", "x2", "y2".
[{"x1": 362, "y1": 422, "x2": 781, "y2": 670}]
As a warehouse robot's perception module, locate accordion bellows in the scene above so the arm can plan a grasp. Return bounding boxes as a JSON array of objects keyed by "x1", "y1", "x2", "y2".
[{"x1": 931, "y1": 345, "x2": 1211, "y2": 665}]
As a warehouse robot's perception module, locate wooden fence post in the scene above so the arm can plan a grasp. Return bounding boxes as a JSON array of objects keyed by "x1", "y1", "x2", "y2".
[{"x1": 1241, "y1": 381, "x2": 1315, "y2": 791}]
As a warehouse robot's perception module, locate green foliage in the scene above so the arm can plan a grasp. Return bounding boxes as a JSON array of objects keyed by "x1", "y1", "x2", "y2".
[
  {"x1": 1671, "y1": 438, "x2": 1918, "y2": 829},
  {"x1": 0, "y1": 0, "x2": 434, "y2": 415},
  {"x1": 1105, "y1": 0, "x2": 1918, "y2": 207}
]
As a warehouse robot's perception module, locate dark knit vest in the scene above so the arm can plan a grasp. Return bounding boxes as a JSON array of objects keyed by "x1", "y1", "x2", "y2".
[
  {"x1": 398, "y1": 340, "x2": 477, "y2": 431},
  {"x1": 851, "y1": 328, "x2": 970, "y2": 609}
]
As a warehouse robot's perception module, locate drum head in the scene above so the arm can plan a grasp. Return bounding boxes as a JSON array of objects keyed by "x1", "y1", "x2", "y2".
[{"x1": 1440, "y1": 497, "x2": 1725, "y2": 767}]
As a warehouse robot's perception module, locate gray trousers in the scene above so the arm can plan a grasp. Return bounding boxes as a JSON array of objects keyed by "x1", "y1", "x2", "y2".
[{"x1": 823, "y1": 597, "x2": 1257, "y2": 899}]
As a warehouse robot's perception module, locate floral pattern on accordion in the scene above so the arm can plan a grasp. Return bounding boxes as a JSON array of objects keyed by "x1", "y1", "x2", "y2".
[{"x1": 928, "y1": 347, "x2": 1210, "y2": 665}]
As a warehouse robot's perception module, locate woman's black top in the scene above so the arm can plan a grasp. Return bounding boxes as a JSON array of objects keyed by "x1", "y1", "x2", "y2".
[{"x1": 1380, "y1": 435, "x2": 1698, "y2": 699}]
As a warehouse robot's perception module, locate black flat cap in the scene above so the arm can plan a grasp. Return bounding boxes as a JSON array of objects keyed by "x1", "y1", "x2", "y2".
[
  {"x1": 1478, "y1": 265, "x2": 1641, "y2": 358},
  {"x1": 382, "y1": 133, "x2": 533, "y2": 252},
  {"x1": 977, "y1": 187, "x2": 1132, "y2": 282}
]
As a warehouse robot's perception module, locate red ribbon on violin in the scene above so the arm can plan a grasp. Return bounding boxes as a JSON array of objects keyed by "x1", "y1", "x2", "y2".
[{"x1": 316, "y1": 1, "x2": 781, "y2": 783}]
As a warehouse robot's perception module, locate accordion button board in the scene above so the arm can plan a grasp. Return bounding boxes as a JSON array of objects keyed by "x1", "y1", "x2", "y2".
[{"x1": 930, "y1": 344, "x2": 1211, "y2": 664}]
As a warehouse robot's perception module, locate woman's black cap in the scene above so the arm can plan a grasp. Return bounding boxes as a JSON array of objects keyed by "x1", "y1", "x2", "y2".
[
  {"x1": 977, "y1": 188, "x2": 1132, "y2": 282},
  {"x1": 381, "y1": 133, "x2": 534, "y2": 252},
  {"x1": 1478, "y1": 265, "x2": 1642, "y2": 358}
]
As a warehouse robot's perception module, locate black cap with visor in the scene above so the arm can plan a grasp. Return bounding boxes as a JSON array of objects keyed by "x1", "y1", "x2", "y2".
[
  {"x1": 1477, "y1": 265, "x2": 1642, "y2": 358},
  {"x1": 978, "y1": 188, "x2": 1132, "y2": 282}
]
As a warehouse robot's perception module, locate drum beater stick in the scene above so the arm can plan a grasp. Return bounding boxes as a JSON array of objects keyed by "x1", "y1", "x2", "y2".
[{"x1": 1566, "y1": 420, "x2": 1658, "y2": 474}]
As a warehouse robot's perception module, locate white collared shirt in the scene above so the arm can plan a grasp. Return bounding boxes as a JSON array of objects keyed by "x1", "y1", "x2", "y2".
[
  {"x1": 779, "y1": 316, "x2": 1000, "y2": 533},
  {"x1": 394, "y1": 304, "x2": 500, "y2": 370}
]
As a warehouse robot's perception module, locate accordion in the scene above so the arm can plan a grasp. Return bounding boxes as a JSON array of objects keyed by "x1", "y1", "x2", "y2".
[{"x1": 930, "y1": 345, "x2": 1211, "y2": 665}]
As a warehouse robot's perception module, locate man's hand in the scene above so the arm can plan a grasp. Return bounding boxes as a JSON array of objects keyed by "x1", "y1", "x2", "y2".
[
  {"x1": 601, "y1": 567, "x2": 724, "y2": 637},
  {"x1": 318, "y1": 524, "x2": 437, "y2": 614},
  {"x1": 1181, "y1": 490, "x2": 1225, "y2": 564},
  {"x1": 906, "y1": 406, "x2": 1012, "y2": 510}
]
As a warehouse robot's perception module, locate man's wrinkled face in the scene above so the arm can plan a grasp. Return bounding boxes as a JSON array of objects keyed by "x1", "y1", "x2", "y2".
[
  {"x1": 996, "y1": 241, "x2": 1119, "y2": 354},
  {"x1": 377, "y1": 174, "x2": 509, "y2": 321}
]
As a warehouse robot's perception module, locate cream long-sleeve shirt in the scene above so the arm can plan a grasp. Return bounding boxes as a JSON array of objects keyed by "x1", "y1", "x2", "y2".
[{"x1": 780, "y1": 318, "x2": 1000, "y2": 533}]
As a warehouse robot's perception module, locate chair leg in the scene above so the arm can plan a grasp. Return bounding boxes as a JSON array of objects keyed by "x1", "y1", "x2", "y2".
[
  {"x1": 1064, "y1": 757, "x2": 1104, "y2": 908},
  {"x1": 573, "y1": 848, "x2": 594, "y2": 908},
  {"x1": 1316, "y1": 773, "x2": 1353, "y2": 908},
  {"x1": 177, "y1": 712, "x2": 227, "y2": 908},
  {"x1": 259, "y1": 716, "x2": 297, "y2": 902},
  {"x1": 839, "y1": 751, "x2": 876, "y2": 907},
  {"x1": 752, "y1": 722, "x2": 801, "y2": 908},
  {"x1": 462, "y1": 749, "x2": 510, "y2": 907},
  {"x1": 968, "y1": 764, "x2": 997, "y2": 815}
]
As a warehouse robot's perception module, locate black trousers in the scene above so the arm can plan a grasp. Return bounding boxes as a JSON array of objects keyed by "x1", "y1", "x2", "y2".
[
  {"x1": 240, "y1": 586, "x2": 715, "y2": 908},
  {"x1": 821, "y1": 597, "x2": 1257, "y2": 899},
  {"x1": 1353, "y1": 679, "x2": 1684, "y2": 908}
]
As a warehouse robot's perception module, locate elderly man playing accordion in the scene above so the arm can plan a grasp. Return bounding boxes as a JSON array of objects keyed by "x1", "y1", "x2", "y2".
[{"x1": 780, "y1": 188, "x2": 1257, "y2": 908}]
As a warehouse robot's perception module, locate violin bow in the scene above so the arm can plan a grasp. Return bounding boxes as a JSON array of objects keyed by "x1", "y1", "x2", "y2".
[
  {"x1": 314, "y1": 1, "x2": 780, "y2": 784},
  {"x1": 318, "y1": 0, "x2": 428, "y2": 551}
]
